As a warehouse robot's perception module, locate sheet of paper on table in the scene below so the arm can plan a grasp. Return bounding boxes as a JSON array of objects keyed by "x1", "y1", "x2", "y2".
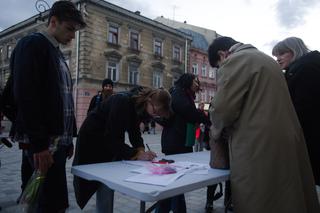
[{"x1": 124, "y1": 161, "x2": 209, "y2": 186}]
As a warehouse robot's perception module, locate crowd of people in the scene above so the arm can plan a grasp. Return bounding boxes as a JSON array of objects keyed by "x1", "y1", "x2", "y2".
[{"x1": 0, "y1": 1, "x2": 319, "y2": 213}]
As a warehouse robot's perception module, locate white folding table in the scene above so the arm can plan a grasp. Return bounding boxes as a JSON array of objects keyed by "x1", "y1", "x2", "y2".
[{"x1": 71, "y1": 151, "x2": 230, "y2": 213}]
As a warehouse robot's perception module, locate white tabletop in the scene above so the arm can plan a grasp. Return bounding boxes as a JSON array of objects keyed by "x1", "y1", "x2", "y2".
[{"x1": 71, "y1": 151, "x2": 230, "y2": 202}]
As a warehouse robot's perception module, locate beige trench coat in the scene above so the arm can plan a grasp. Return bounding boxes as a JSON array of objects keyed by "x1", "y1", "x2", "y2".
[{"x1": 209, "y1": 44, "x2": 320, "y2": 213}]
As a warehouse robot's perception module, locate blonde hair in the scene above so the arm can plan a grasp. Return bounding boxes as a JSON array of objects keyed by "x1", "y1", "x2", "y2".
[{"x1": 272, "y1": 37, "x2": 310, "y2": 63}]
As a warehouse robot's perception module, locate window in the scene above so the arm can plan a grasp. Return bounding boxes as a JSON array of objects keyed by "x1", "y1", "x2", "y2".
[
  {"x1": 128, "y1": 63, "x2": 139, "y2": 85},
  {"x1": 108, "y1": 25, "x2": 119, "y2": 44},
  {"x1": 106, "y1": 60, "x2": 119, "y2": 82},
  {"x1": 129, "y1": 31, "x2": 139, "y2": 50},
  {"x1": 173, "y1": 45, "x2": 181, "y2": 61},
  {"x1": 153, "y1": 71, "x2": 163, "y2": 88},
  {"x1": 7, "y1": 45, "x2": 12, "y2": 59},
  {"x1": 209, "y1": 67, "x2": 216, "y2": 79},
  {"x1": 192, "y1": 63, "x2": 198, "y2": 75},
  {"x1": 209, "y1": 90, "x2": 215, "y2": 100},
  {"x1": 201, "y1": 90, "x2": 207, "y2": 102},
  {"x1": 201, "y1": 65, "x2": 207, "y2": 77},
  {"x1": 154, "y1": 38, "x2": 163, "y2": 56}
]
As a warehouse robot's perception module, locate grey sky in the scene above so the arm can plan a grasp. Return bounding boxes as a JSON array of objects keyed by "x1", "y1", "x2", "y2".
[
  {"x1": 275, "y1": 0, "x2": 319, "y2": 28},
  {"x1": 0, "y1": 0, "x2": 318, "y2": 30},
  {"x1": 0, "y1": 0, "x2": 153, "y2": 31},
  {"x1": 0, "y1": 0, "x2": 318, "y2": 31},
  {"x1": 0, "y1": 0, "x2": 55, "y2": 31},
  {"x1": 0, "y1": 0, "x2": 319, "y2": 54}
]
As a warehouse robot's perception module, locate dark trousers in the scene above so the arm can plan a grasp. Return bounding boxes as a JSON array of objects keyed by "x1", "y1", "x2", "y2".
[
  {"x1": 224, "y1": 180, "x2": 232, "y2": 206},
  {"x1": 24, "y1": 145, "x2": 69, "y2": 213},
  {"x1": 155, "y1": 150, "x2": 191, "y2": 213},
  {"x1": 206, "y1": 184, "x2": 218, "y2": 203},
  {"x1": 206, "y1": 181, "x2": 232, "y2": 206},
  {"x1": 155, "y1": 194, "x2": 186, "y2": 213},
  {"x1": 21, "y1": 149, "x2": 34, "y2": 191}
]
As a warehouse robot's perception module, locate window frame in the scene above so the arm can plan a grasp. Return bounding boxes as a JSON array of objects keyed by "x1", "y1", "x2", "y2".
[
  {"x1": 192, "y1": 63, "x2": 198, "y2": 75},
  {"x1": 201, "y1": 90, "x2": 207, "y2": 102},
  {"x1": 201, "y1": 64, "x2": 207, "y2": 77},
  {"x1": 6, "y1": 45, "x2": 12, "y2": 59},
  {"x1": 208, "y1": 67, "x2": 216, "y2": 79},
  {"x1": 108, "y1": 24, "x2": 120, "y2": 45},
  {"x1": 129, "y1": 30, "x2": 140, "y2": 50},
  {"x1": 128, "y1": 63, "x2": 140, "y2": 85},
  {"x1": 106, "y1": 60, "x2": 119, "y2": 82},
  {"x1": 153, "y1": 70, "x2": 163, "y2": 88},
  {"x1": 173, "y1": 45, "x2": 181, "y2": 62},
  {"x1": 153, "y1": 38, "x2": 163, "y2": 56}
]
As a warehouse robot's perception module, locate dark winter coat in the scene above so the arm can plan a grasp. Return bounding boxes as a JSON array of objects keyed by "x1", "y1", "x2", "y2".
[
  {"x1": 73, "y1": 90, "x2": 146, "y2": 209},
  {"x1": 87, "y1": 93, "x2": 102, "y2": 114},
  {"x1": 160, "y1": 86, "x2": 209, "y2": 155},
  {"x1": 285, "y1": 50, "x2": 320, "y2": 185},
  {"x1": 10, "y1": 33, "x2": 77, "y2": 152},
  {"x1": 87, "y1": 91, "x2": 113, "y2": 114}
]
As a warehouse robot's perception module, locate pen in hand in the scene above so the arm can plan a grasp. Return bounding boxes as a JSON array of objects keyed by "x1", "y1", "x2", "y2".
[
  {"x1": 145, "y1": 144, "x2": 157, "y2": 160},
  {"x1": 146, "y1": 143, "x2": 151, "y2": 151}
]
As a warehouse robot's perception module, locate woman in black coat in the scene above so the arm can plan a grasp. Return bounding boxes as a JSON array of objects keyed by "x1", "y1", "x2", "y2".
[
  {"x1": 156, "y1": 73, "x2": 210, "y2": 213},
  {"x1": 273, "y1": 37, "x2": 320, "y2": 186},
  {"x1": 73, "y1": 87, "x2": 171, "y2": 209}
]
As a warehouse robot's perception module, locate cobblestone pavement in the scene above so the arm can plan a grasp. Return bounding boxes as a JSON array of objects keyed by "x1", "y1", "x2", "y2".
[
  {"x1": 0, "y1": 131, "x2": 227, "y2": 213},
  {"x1": 0, "y1": 131, "x2": 319, "y2": 212}
]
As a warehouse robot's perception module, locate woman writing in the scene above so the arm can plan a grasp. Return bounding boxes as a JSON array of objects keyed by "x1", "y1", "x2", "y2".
[{"x1": 73, "y1": 86, "x2": 171, "y2": 209}]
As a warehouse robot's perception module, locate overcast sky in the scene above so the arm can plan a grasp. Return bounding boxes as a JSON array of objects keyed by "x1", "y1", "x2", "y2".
[{"x1": 1, "y1": 0, "x2": 319, "y2": 55}]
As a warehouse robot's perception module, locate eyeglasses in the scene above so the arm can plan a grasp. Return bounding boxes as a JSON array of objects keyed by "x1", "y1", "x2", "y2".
[{"x1": 148, "y1": 101, "x2": 160, "y2": 117}]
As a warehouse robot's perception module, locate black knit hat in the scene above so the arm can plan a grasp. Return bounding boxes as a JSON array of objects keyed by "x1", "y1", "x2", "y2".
[
  {"x1": 102, "y1": 78, "x2": 114, "y2": 88},
  {"x1": 208, "y1": 37, "x2": 238, "y2": 68},
  {"x1": 49, "y1": 0, "x2": 86, "y2": 28}
]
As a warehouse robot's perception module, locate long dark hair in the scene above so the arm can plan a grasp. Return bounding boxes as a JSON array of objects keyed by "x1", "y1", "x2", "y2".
[{"x1": 174, "y1": 73, "x2": 196, "y2": 90}]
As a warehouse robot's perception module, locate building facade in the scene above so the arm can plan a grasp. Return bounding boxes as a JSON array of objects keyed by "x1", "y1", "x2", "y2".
[
  {"x1": 0, "y1": 0, "x2": 192, "y2": 127},
  {"x1": 155, "y1": 17, "x2": 219, "y2": 109}
]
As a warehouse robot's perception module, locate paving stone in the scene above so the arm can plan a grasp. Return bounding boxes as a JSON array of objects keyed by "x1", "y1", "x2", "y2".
[{"x1": 1, "y1": 131, "x2": 319, "y2": 212}]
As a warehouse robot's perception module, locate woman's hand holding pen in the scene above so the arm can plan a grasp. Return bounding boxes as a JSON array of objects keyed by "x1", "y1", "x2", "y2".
[
  {"x1": 137, "y1": 151, "x2": 157, "y2": 161},
  {"x1": 136, "y1": 144, "x2": 157, "y2": 161}
]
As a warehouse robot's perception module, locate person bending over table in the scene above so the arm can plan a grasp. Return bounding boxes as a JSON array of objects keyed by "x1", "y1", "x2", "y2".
[{"x1": 73, "y1": 86, "x2": 171, "y2": 209}]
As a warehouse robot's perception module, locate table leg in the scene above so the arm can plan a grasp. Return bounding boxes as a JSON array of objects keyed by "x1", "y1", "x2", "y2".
[
  {"x1": 96, "y1": 185, "x2": 114, "y2": 213},
  {"x1": 140, "y1": 201, "x2": 146, "y2": 213}
]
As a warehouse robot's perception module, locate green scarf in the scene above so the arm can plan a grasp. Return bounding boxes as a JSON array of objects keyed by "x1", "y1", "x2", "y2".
[{"x1": 185, "y1": 123, "x2": 196, "y2": 147}]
